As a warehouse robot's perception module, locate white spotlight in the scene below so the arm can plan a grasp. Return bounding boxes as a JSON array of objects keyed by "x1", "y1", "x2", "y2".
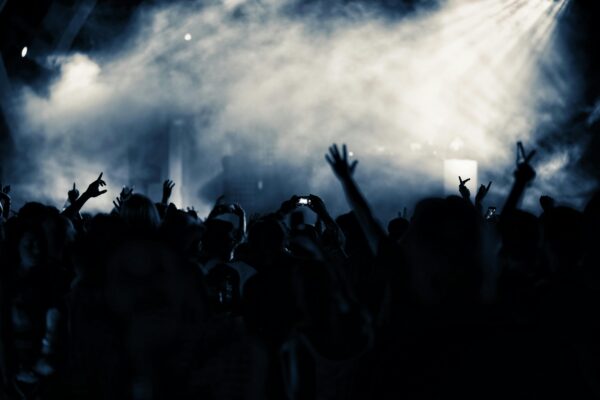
[
  {"x1": 184, "y1": 33, "x2": 192, "y2": 41},
  {"x1": 21, "y1": 47, "x2": 28, "y2": 58}
]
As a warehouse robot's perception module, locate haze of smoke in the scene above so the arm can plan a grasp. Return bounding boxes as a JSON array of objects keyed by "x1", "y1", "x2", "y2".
[{"x1": 10, "y1": 0, "x2": 585, "y2": 217}]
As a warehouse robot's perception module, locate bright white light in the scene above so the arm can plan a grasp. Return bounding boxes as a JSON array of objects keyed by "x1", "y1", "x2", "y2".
[
  {"x1": 449, "y1": 138, "x2": 464, "y2": 151},
  {"x1": 49, "y1": 54, "x2": 107, "y2": 113},
  {"x1": 15, "y1": 0, "x2": 574, "y2": 210},
  {"x1": 21, "y1": 47, "x2": 27, "y2": 58},
  {"x1": 444, "y1": 159, "x2": 478, "y2": 196}
]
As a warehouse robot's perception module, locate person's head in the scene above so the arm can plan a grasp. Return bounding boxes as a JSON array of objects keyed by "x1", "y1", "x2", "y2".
[
  {"x1": 541, "y1": 206, "x2": 584, "y2": 275},
  {"x1": 18, "y1": 226, "x2": 46, "y2": 270},
  {"x1": 73, "y1": 213, "x2": 126, "y2": 284},
  {"x1": 15, "y1": 202, "x2": 59, "y2": 270},
  {"x1": 247, "y1": 217, "x2": 287, "y2": 261},
  {"x1": 42, "y1": 214, "x2": 76, "y2": 263},
  {"x1": 499, "y1": 209, "x2": 540, "y2": 271},
  {"x1": 403, "y1": 196, "x2": 483, "y2": 305},
  {"x1": 388, "y1": 217, "x2": 410, "y2": 242},
  {"x1": 120, "y1": 194, "x2": 161, "y2": 234},
  {"x1": 201, "y1": 219, "x2": 237, "y2": 261},
  {"x1": 161, "y1": 208, "x2": 205, "y2": 257}
]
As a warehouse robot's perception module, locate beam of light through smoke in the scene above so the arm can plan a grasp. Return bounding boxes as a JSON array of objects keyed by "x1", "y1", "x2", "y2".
[{"x1": 9, "y1": 0, "x2": 585, "y2": 218}]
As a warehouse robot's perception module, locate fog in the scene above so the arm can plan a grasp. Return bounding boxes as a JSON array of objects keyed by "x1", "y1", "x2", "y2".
[{"x1": 8, "y1": 0, "x2": 592, "y2": 219}]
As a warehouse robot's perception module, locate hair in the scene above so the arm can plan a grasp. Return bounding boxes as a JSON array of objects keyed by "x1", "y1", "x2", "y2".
[{"x1": 119, "y1": 194, "x2": 161, "y2": 234}]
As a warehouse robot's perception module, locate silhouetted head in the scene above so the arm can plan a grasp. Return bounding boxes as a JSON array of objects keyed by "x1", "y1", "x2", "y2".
[
  {"x1": 120, "y1": 194, "x2": 161, "y2": 234},
  {"x1": 161, "y1": 208, "x2": 204, "y2": 256},
  {"x1": 247, "y1": 217, "x2": 287, "y2": 261},
  {"x1": 202, "y1": 218, "x2": 237, "y2": 261},
  {"x1": 499, "y1": 209, "x2": 540, "y2": 265},
  {"x1": 404, "y1": 196, "x2": 482, "y2": 306},
  {"x1": 388, "y1": 216, "x2": 410, "y2": 242},
  {"x1": 541, "y1": 206, "x2": 584, "y2": 275}
]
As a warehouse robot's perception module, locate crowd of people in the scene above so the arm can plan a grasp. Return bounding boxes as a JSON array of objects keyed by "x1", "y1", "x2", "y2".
[{"x1": 0, "y1": 142, "x2": 598, "y2": 399}]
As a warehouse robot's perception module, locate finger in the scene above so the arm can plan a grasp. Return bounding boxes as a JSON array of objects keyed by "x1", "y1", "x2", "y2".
[
  {"x1": 486, "y1": 181, "x2": 492, "y2": 191},
  {"x1": 458, "y1": 176, "x2": 463, "y2": 184},
  {"x1": 325, "y1": 154, "x2": 334, "y2": 166},
  {"x1": 328, "y1": 145, "x2": 336, "y2": 160},
  {"x1": 97, "y1": 172, "x2": 103, "y2": 181},
  {"x1": 73, "y1": 182, "x2": 76, "y2": 190},
  {"x1": 331, "y1": 144, "x2": 340, "y2": 159},
  {"x1": 463, "y1": 178, "x2": 470, "y2": 184},
  {"x1": 113, "y1": 201, "x2": 119, "y2": 208},
  {"x1": 350, "y1": 160, "x2": 358, "y2": 172},
  {"x1": 99, "y1": 180, "x2": 106, "y2": 186},
  {"x1": 342, "y1": 144, "x2": 348, "y2": 161},
  {"x1": 517, "y1": 142, "x2": 526, "y2": 161},
  {"x1": 525, "y1": 150, "x2": 536, "y2": 163},
  {"x1": 98, "y1": 190, "x2": 107, "y2": 195}
]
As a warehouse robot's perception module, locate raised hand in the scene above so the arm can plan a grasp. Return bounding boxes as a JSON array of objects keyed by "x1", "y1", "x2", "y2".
[
  {"x1": 325, "y1": 144, "x2": 358, "y2": 181},
  {"x1": 503, "y1": 142, "x2": 537, "y2": 215},
  {"x1": 514, "y1": 142, "x2": 536, "y2": 184},
  {"x1": 458, "y1": 176, "x2": 471, "y2": 200},
  {"x1": 112, "y1": 197, "x2": 123, "y2": 212},
  {"x1": 113, "y1": 186, "x2": 133, "y2": 212},
  {"x1": 324, "y1": 143, "x2": 385, "y2": 255},
  {"x1": 120, "y1": 186, "x2": 134, "y2": 201},
  {"x1": 85, "y1": 172, "x2": 107, "y2": 198},
  {"x1": 475, "y1": 181, "x2": 492, "y2": 205},
  {"x1": 277, "y1": 195, "x2": 301, "y2": 217},
  {"x1": 162, "y1": 179, "x2": 175, "y2": 205},
  {"x1": 307, "y1": 194, "x2": 328, "y2": 216},
  {"x1": 68, "y1": 183, "x2": 80, "y2": 204}
]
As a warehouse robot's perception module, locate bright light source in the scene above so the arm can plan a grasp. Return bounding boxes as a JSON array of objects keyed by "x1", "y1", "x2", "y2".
[
  {"x1": 444, "y1": 159, "x2": 477, "y2": 196},
  {"x1": 184, "y1": 33, "x2": 192, "y2": 41},
  {"x1": 21, "y1": 47, "x2": 28, "y2": 58}
]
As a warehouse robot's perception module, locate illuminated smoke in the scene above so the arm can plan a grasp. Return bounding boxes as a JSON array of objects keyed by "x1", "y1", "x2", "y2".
[{"x1": 11, "y1": 0, "x2": 583, "y2": 217}]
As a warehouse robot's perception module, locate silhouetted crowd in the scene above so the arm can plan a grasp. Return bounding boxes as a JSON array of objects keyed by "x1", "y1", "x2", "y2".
[{"x1": 0, "y1": 143, "x2": 599, "y2": 400}]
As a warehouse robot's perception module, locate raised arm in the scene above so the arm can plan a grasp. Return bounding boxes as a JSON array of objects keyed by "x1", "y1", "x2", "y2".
[
  {"x1": 474, "y1": 181, "x2": 492, "y2": 214},
  {"x1": 325, "y1": 144, "x2": 386, "y2": 255},
  {"x1": 62, "y1": 172, "x2": 107, "y2": 218},
  {"x1": 502, "y1": 142, "x2": 536, "y2": 215},
  {"x1": 161, "y1": 179, "x2": 175, "y2": 206}
]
